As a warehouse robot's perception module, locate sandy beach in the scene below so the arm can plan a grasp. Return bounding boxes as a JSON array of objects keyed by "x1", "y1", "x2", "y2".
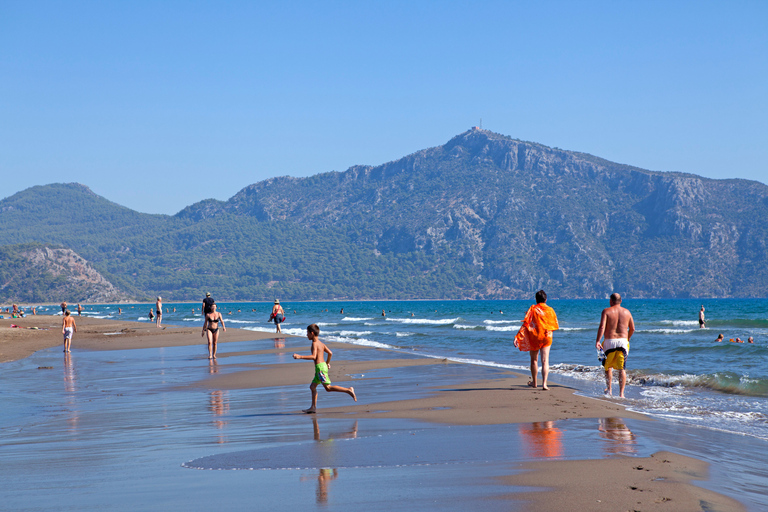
[{"x1": 0, "y1": 315, "x2": 748, "y2": 511}]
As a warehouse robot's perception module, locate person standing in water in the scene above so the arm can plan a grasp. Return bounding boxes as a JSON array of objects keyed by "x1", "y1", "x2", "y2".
[
  {"x1": 202, "y1": 304, "x2": 226, "y2": 359},
  {"x1": 698, "y1": 305, "x2": 706, "y2": 328},
  {"x1": 514, "y1": 290, "x2": 559, "y2": 390},
  {"x1": 596, "y1": 293, "x2": 635, "y2": 398},
  {"x1": 271, "y1": 299, "x2": 285, "y2": 334},
  {"x1": 155, "y1": 297, "x2": 163, "y2": 328}
]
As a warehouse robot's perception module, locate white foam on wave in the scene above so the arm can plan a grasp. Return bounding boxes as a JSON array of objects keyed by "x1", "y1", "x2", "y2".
[
  {"x1": 486, "y1": 325, "x2": 520, "y2": 332},
  {"x1": 387, "y1": 317, "x2": 459, "y2": 325},
  {"x1": 559, "y1": 327, "x2": 590, "y2": 331},
  {"x1": 420, "y1": 353, "x2": 526, "y2": 371},
  {"x1": 224, "y1": 319, "x2": 259, "y2": 324},
  {"x1": 641, "y1": 328, "x2": 698, "y2": 334},
  {"x1": 317, "y1": 322, "x2": 338, "y2": 327},
  {"x1": 660, "y1": 320, "x2": 700, "y2": 327},
  {"x1": 324, "y1": 335, "x2": 395, "y2": 350},
  {"x1": 454, "y1": 324, "x2": 480, "y2": 330},
  {"x1": 242, "y1": 327, "x2": 278, "y2": 334},
  {"x1": 339, "y1": 330, "x2": 373, "y2": 337},
  {"x1": 483, "y1": 319, "x2": 518, "y2": 325},
  {"x1": 395, "y1": 332, "x2": 413, "y2": 337},
  {"x1": 342, "y1": 317, "x2": 374, "y2": 321}
]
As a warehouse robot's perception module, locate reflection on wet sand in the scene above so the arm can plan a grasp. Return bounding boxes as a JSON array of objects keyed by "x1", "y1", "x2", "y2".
[
  {"x1": 63, "y1": 352, "x2": 79, "y2": 432},
  {"x1": 207, "y1": 360, "x2": 229, "y2": 443},
  {"x1": 302, "y1": 418, "x2": 358, "y2": 504},
  {"x1": 519, "y1": 421, "x2": 563, "y2": 459},
  {"x1": 598, "y1": 417, "x2": 637, "y2": 455},
  {"x1": 274, "y1": 338, "x2": 285, "y2": 349}
]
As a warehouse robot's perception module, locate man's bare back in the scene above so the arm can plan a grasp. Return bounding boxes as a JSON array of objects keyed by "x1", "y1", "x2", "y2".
[
  {"x1": 596, "y1": 293, "x2": 635, "y2": 398},
  {"x1": 598, "y1": 303, "x2": 635, "y2": 342}
]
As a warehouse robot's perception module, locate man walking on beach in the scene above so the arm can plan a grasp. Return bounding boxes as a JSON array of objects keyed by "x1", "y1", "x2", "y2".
[
  {"x1": 699, "y1": 305, "x2": 706, "y2": 328},
  {"x1": 293, "y1": 324, "x2": 356, "y2": 413},
  {"x1": 596, "y1": 293, "x2": 635, "y2": 398},
  {"x1": 202, "y1": 292, "x2": 215, "y2": 318},
  {"x1": 514, "y1": 290, "x2": 559, "y2": 390},
  {"x1": 62, "y1": 310, "x2": 77, "y2": 353}
]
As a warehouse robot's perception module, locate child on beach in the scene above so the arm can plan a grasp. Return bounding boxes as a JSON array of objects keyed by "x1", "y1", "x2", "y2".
[
  {"x1": 293, "y1": 324, "x2": 356, "y2": 414},
  {"x1": 62, "y1": 310, "x2": 77, "y2": 353}
]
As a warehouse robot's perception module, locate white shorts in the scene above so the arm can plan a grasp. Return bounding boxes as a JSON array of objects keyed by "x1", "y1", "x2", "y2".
[{"x1": 63, "y1": 327, "x2": 74, "y2": 340}]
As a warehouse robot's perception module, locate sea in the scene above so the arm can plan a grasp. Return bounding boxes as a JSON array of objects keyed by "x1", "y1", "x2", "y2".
[{"x1": 7, "y1": 298, "x2": 767, "y2": 510}]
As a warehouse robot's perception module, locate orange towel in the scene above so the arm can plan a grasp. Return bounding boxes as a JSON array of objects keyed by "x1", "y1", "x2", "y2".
[{"x1": 514, "y1": 304, "x2": 559, "y2": 351}]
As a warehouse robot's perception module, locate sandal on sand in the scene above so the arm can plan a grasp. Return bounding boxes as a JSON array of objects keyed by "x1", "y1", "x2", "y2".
[{"x1": 527, "y1": 380, "x2": 537, "y2": 388}]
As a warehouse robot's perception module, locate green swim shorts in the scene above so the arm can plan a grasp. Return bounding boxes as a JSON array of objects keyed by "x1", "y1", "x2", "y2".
[{"x1": 312, "y1": 362, "x2": 331, "y2": 385}]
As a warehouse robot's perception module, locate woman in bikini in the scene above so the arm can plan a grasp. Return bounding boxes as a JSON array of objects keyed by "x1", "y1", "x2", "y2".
[{"x1": 202, "y1": 304, "x2": 226, "y2": 359}]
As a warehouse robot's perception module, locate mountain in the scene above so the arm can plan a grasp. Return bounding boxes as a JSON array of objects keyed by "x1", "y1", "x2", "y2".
[
  {"x1": 2, "y1": 129, "x2": 767, "y2": 302},
  {"x1": 0, "y1": 244, "x2": 130, "y2": 303}
]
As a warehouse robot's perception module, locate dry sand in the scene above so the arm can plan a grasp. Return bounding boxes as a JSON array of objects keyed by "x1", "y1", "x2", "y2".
[{"x1": 0, "y1": 315, "x2": 745, "y2": 511}]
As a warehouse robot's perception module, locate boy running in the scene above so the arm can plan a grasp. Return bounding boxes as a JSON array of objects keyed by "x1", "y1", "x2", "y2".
[
  {"x1": 62, "y1": 310, "x2": 77, "y2": 353},
  {"x1": 293, "y1": 324, "x2": 356, "y2": 413}
]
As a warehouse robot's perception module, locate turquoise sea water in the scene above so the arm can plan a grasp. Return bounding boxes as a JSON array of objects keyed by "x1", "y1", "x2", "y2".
[{"x1": 3, "y1": 298, "x2": 768, "y2": 510}]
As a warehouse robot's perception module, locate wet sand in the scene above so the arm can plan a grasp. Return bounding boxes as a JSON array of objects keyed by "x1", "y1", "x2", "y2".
[{"x1": 0, "y1": 315, "x2": 747, "y2": 511}]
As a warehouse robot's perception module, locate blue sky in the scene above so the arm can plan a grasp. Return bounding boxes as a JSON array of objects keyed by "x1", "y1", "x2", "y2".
[{"x1": 1, "y1": 1, "x2": 766, "y2": 214}]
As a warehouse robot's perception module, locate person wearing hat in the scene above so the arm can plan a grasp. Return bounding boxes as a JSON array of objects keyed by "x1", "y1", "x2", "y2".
[
  {"x1": 271, "y1": 299, "x2": 286, "y2": 334},
  {"x1": 202, "y1": 292, "x2": 215, "y2": 318},
  {"x1": 155, "y1": 296, "x2": 163, "y2": 328}
]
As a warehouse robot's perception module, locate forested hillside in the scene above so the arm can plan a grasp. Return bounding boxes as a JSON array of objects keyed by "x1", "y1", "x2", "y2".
[{"x1": 2, "y1": 129, "x2": 767, "y2": 302}]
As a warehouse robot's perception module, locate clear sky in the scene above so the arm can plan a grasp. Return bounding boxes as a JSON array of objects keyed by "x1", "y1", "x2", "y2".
[{"x1": 1, "y1": 1, "x2": 766, "y2": 214}]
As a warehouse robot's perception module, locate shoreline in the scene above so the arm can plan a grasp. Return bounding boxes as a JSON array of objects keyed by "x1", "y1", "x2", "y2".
[{"x1": 1, "y1": 316, "x2": 748, "y2": 511}]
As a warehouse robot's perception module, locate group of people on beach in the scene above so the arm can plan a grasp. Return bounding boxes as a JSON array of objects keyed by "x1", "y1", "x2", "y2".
[{"x1": 514, "y1": 290, "x2": 635, "y2": 398}]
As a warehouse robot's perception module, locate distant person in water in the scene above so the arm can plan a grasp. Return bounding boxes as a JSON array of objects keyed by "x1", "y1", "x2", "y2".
[
  {"x1": 118, "y1": 307, "x2": 122, "y2": 315},
  {"x1": 155, "y1": 297, "x2": 162, "y2": 328},
  {"x1": 382, "y1": 309, "x2": 386, "y2": 317},
  {"x1": 515, "y1": 290, "x2": 559, "y2": 390},
  {"x1": 76, "y1": 303, "x2": 82, "y2": 316},
  {"x1": 293, "y1": 324, "x2": 356, "y2": 413},
  {"x1": 340, "y1": 308, "x2": 344, "y2": 314},
  {"x1": 596, "y1": 293, "x2": 635, "y2": 398},
  {"x1": 62, "y1": 310, "x2": 77, "y2": 353},
  {"x1": 32, "y1": 307, "x2": 36, "y2": 315},
  {"x1": 60, "y1": 302, "x2": 67, "y2": 314},
  {"x1": 271, "y1": 300, "x2": 285, "y2": 334},
  {"x1": 202, "y1": 304, "x2": 226, "y2": 359},
  {"x1": 748, "y1": 337, "x2": 754, "y2": 344},
  {"x1": 715, "y1": 333, "x2": 724, "y2": 342},
  {"x1": 699, "y1": 305, "x2": 706, "y2": 328},
  {"x1": 148, "y1": 309, "x2": 154, "y2": 322}
]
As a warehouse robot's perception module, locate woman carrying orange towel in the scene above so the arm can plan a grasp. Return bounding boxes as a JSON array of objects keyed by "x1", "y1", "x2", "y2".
[{"x1": 514, "y1": 290, "x2": 559, "y2": 390}]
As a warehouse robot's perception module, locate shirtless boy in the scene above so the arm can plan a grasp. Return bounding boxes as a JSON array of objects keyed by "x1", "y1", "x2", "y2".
[
  {"x1": 62, "y1": 310, "x2": 77, "y2": 353},
  {"x1": 595, "y1": 293, "x2": 635, "y2": 398},
  {"x1": 293, "y1": 324, "x2": 356, "y2": 413}
]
